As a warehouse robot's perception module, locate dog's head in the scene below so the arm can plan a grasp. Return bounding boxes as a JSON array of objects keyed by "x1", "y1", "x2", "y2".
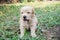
[{"x1": 20, "y1": 6, "x2": 34, "y2": 21}]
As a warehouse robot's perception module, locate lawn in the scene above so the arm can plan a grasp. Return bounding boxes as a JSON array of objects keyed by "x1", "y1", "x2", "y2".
[{"x1": 0, "y1": 1, "x2": 60, "y2": 40}]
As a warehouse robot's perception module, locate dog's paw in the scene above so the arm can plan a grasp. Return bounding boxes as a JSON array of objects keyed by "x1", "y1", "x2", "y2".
[
  {"x1": 31, "y1": 34, "x2": 37, "y2": 37},
  {"x1": 20, "y1": 34, "x2": 24, "y2": 38}
]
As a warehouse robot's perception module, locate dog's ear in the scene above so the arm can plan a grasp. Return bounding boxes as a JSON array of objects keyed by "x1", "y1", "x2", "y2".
[
  {"x1": 19, "y1": 8, "x2": 21, "y2": 14},
  {"x1": 19, "y1": 7, "x2": 23, "y2": 14},
  {"x1": 31, "y1": 9, "x2": 34, "y2": 18},
  {"x1": 32, "y1": 9, "x2": 34, "y2": 14}
]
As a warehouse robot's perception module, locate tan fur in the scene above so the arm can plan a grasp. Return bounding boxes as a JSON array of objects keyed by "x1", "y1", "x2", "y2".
[{"x1": 20, "y1": 6, "x2": 38, "y2": 38}]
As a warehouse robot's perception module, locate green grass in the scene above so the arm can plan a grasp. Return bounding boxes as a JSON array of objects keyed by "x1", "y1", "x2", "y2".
[{"x1": 0, "y1": 2, "x2": 60, "y2": 40}]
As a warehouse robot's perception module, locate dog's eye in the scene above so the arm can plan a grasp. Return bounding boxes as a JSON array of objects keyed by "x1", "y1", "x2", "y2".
[
  {"x1": 27, "y1": 12, "x2": 30, "y2": 14},
  {"x1": 21, "y1": 12, "x2": 23, "y2": 14}
]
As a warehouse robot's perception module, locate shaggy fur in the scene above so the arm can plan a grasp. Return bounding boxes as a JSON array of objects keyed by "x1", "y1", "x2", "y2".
[{"x1": 20, "y1": 6, "x2": 38, "y2": 38}]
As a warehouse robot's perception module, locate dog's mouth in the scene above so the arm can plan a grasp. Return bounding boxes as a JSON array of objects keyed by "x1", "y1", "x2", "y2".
[{"x1": 23, "y1": 18, "x2": 29, "y2": 21}]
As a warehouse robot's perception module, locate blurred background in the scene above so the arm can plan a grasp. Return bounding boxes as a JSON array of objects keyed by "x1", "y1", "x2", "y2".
[
  {"x1": 0, "y1": 0, "x2": 60, "y2": 40},
  {"x1": 0, "y1": 0, "x2": 60, "y2": 3}
]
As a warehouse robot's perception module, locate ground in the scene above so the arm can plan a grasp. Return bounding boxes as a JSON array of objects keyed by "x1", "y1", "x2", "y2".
[{"x1": 0, "y1": 1, "x2": 60, "y2": 40}]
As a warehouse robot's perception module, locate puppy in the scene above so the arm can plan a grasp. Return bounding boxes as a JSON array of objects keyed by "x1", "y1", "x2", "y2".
[{"x1": 20, "y1": 6, "x2": 38, "y2": 38}]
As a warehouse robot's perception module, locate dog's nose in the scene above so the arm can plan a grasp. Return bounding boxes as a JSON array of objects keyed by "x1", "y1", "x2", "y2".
[{"x1": 23, "y1": 16, "x2": 26, "y2": 19}]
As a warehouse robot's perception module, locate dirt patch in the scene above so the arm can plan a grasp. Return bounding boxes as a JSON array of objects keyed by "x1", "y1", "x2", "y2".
[{"x1": 41, "y1": 25, "x2": 60, "y2": 40}]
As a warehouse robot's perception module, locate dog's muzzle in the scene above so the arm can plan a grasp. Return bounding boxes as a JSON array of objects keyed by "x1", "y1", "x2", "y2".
[
  {"x1": 23, "y1": 19, "x2": 29, "y2": 21},
  {"x1": 23, "y1": 16, "x2": 29, "y2": 21}
]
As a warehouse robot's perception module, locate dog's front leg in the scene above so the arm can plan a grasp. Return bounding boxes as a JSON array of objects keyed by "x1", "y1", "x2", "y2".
[
  {"x1": 20, "y1": 24, "x2": 24, "y2": 38},
  {"x1": 30, "y1": 23, "x2": 37, "y2": 37}
]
